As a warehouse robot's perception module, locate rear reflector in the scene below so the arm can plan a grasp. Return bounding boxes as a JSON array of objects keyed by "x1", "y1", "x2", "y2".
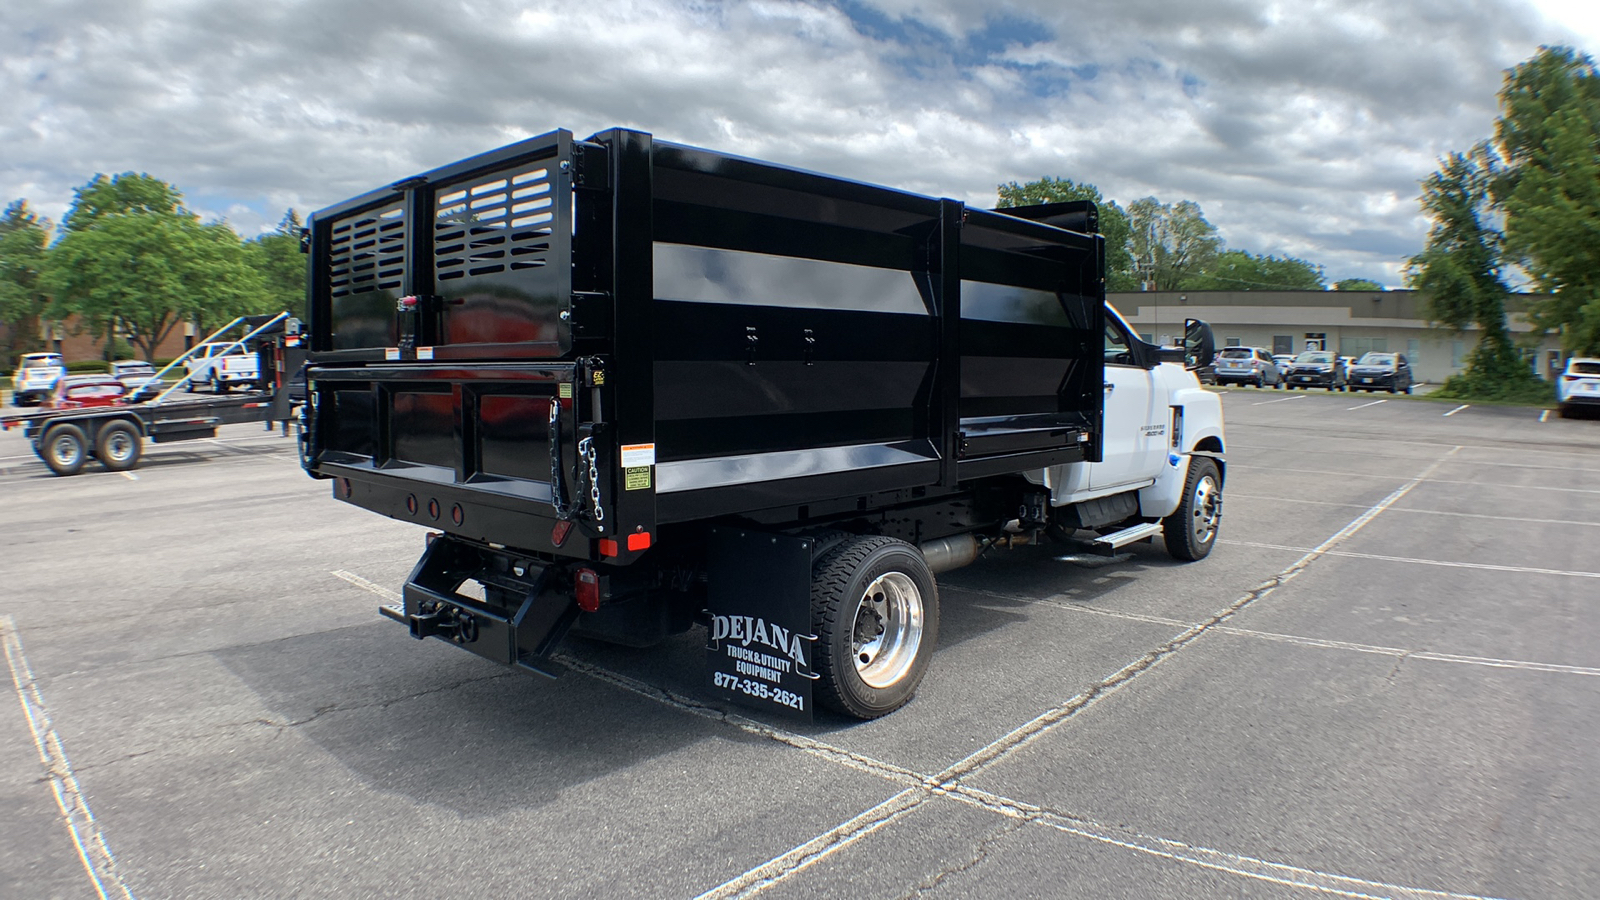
[
  {"x1": 599, "y1": 538, "x2": 619, "y2": 557},
  {"x1": 550, "y1": 520, "x2": 574, "y2": 547},
  {"x1": 575, "y1": 569, "x2": 600, "y2": 612},
  {"x1": 627, "y1": 531, "x2": 652, "y2": 552}
]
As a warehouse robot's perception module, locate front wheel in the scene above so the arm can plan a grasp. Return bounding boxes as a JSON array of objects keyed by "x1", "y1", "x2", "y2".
[
  {"x1": 41, "y1": 424, "x2": 88, "y2": 476},
  {"x1": 811, "y1": 536, "x2": 939, "y2": 719},
  {"x1": 1164, "y1": 457, "x2": 1222, "y2": 561}
]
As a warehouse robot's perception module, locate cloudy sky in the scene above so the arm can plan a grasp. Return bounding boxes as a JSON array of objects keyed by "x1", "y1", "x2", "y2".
[{"x1": 4, "y1": 0, "x2": 1597, "y2": 287}]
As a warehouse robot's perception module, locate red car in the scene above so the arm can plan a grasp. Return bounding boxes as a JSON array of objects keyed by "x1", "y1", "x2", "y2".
[{"x1": 45, "y1": 376, "x2": 131, "y2": 410}]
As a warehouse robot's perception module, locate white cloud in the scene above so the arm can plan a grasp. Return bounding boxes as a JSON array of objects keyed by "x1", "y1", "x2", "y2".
[{"x1": 2, "y1": 0, "x2": 1590, "y2": 286}]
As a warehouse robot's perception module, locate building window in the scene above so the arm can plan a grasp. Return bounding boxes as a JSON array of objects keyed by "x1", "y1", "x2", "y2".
[
  {"x1": 1303, "y1": 333, "x2": 1326, "y2": 351},
  {"x1": 1340, "y1": 337, "x2": 1389, "y2": 356},
  {"x1": 1225, "y1": 337, "x2": 1242, "y2": 347},
  {"x1": 1452, "y1": 341, "x2": 1466, "y2": 369},
  {"x1": 1273, "y1": 335, "x2": 1293, "y2": 355}
]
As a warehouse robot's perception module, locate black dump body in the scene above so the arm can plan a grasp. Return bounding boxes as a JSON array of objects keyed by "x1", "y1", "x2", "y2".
[{"x1": 302, "y1": 128, "x2": 1104, "y2": 568}]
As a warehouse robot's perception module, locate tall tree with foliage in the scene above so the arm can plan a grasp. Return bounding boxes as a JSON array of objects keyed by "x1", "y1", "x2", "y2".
[
  {"x1": 0, "y1": 200, "x2": 52, "y2": 363},
  {"x1": 1334, "y1": 278, "x2": 1385, "y2": 292},
  {"x1": 1406, "y1": 147, "x2": 1544, "y2": 399},
  {"x1": 1180, "y1": 250, "x2": 1325, "y2": 291},
  {"x1": 997, "y1": 177, "x2": 1136, "y2": 290},
  {"x1": 245, "y1": 209, "x2": 308, "y2": 320},
  {"x1": 1491, "y1": 46, "x2": 1600, "y2": 356},
  {"x1": 1126, "y1": 197, "x2": 1222, "y2": 291},
  {"x1": 41, "y1": 174, "x2": 269, "y2": 362}
]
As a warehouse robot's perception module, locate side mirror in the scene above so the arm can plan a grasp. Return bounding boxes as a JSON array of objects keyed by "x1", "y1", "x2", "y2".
[{"x1": 1184, "y1": 318, "x2": 1215, "y2": 370}]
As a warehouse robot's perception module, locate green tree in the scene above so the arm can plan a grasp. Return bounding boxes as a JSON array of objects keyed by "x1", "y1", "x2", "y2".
[
  {"x1": 41, "y1": 174, "x2": 269, "y2": 362},
  {"x1": 997, "y1": 177, "x2": 1136, "y2": 290},
  {"x1": 1492, "y1": 46, "x2": 1600, "y2": 356},
  {"x1": 1334, "y1": 278, "x2": 1385, "y2": 291},
  {"x1": 63, "y1": 172, "x2": 186, "y2": 231},
  {"x1": 245, "y1": 209, "x2": 307, "y2": 320},
  {"x1": 1181, "y1": 250, "x2": 1325, "y2": 291},
  {"x1": 1127, "y1": 197, "x2": 1222, "y2": 291},
  {"x1": 1406, "y1": 147, "x2": 1546, "y2": 400},
  {"x1": 0, "y1": 200, "x2": 52, "y2": 363}
]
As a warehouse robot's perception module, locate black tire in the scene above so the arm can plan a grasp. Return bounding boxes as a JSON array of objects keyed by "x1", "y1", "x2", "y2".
[
  {"x1": 1559, "y1": 404, "x2": 1573, "y2": 419},
  {"x1": 1163, "y1": 457, "x2": 1221, "y2": 561},
  {"x1": 810, "y1": 536, "x2": 939, "y2": 719},
  {"x1": 41, "y1": 424, "x2": 88, "y2": 476},
  {"x1": 95, "y1": 420, "x2": 142, "y2": 471}
]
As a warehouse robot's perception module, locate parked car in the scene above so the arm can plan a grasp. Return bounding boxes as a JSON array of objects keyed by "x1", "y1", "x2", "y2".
[
  {"x1": 1348, "y1": 352, "x2": 1414, "y2": 394},
  {"x1": 1284, "y1": 350, "x2": 1347, "y2": 391},
  {"x1": 1272, "y1": 353, "x2": 1295, "y2": 373},
  {"x1": 108, "y1": 360, "x2": 166, "y2": 402},
  {"x1": 10, "y1": 352, "x2": 67, "y2": 406},
  {"x1": 45, "y1": 376, "x2": 131, "y2": 410},
  {"x1": 1212, "y1": 346, "x2": 1282, "y2": 388},
  {"x1": 1557, "y1": 357, "x2": 1600, "y2": 418}
]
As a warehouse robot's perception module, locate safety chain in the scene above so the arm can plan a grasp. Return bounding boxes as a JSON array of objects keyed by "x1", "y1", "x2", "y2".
[
  {"x1": 580, "y1": 436, "x2": 604, "y2": 525},
  {"x1": 548, "y1": 394, "x2": 605, "y2": 526},
  {"x1": 548, "y1": 398, "x2": 572, "y2": 520}
]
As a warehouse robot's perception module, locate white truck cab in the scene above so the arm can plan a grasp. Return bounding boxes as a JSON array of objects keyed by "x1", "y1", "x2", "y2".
[{"x1": 1028, "y1": 304, "x2": 1225, "y2": 560}]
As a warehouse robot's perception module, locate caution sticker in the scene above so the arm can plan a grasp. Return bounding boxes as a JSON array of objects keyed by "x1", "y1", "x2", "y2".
[
  {"x1": 625, "y1": 467, "x2": 652, "y2": 491},
  {"x1": 620, "y1": 443, "x2": 656, "y2": 467},
  {"x1": 558, "y1": 383, "x2": 573, "y2": 399}
]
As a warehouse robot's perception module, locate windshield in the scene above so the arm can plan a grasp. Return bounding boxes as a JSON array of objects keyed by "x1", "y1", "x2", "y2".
[
  {"x1": 1357, "y1": 353, "x2": 1395, "y2": 365},
  {"x1": 1218, "y1": 348, "x2": 1252, "y2": 358},
  {"x1": 1295, "y1": 352, "x2": 1333, "y2": 364}
]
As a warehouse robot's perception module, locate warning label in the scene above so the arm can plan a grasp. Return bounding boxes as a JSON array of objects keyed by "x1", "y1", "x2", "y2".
[
  {"x1": 625, "y1": 467, "x2": 652, "y2": 491},
  {"x1": 620, "y1": 443, "x2": 656, "y2": 467}
]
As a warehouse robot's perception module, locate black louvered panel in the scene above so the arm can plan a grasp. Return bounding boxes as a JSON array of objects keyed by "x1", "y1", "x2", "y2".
[
  {"x1": 328, "y1": 203, "x2": 406, "y2": 350},
  {"x1": 432, "y1": 159, "x2": 570, "y2": 351}
]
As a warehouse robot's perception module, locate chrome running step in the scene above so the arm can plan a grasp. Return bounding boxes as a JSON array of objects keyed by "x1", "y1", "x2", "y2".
[{"x1": 1091, "y1": 521, "x2": 1164, "y2": 553}]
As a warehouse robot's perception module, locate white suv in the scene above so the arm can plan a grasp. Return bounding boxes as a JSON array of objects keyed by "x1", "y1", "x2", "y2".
[
  {"x1": 1557, "y1": 357, "x2": 1600, "y2": 418},
  {"x1": 10, "y1": 352, "x2": 66, "y2": 406}
]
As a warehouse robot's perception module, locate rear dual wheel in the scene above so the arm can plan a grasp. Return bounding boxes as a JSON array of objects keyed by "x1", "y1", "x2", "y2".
[
  {"x1": 40, "y1": 424, "x2": 88, "y2": 476},
  {"x1": 811, "y1": 536, "x2": 939, "y2": 719}
]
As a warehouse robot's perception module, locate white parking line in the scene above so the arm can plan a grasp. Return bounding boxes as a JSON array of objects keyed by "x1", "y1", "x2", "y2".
[
  {"x1": 1443, "y1": 405, "x2": 1469, "y2": 416},
  {"x1": 1251, "y1": 395, "x2": 1308, "y2": 406},
  {"x1": 1222, "y1": 540, "x2": 1600, "y2": 579},
  {"x1": 2, "y1": 616, "x2": 137, "y2": 900},
  {"x1": 1347, "y1": 399, "x2": 1388, "y2": 410},
  {"x1": 1226, "y1": 493, "x2": 1600, "y2": 528}
]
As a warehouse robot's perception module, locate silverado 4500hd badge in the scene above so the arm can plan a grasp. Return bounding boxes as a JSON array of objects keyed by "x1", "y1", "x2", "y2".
[{"x1": 705, "y1": 528, "x2": 818, "y2": 721}]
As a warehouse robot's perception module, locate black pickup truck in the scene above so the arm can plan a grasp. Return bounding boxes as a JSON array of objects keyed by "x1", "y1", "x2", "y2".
[{"x1": 300, "y1": 127, "x2": 1218, "y2": 720}]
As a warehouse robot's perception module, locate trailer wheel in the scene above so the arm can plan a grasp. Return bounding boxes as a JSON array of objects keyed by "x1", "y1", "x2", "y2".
[
  {"x1": 1163, "y1": 457, "x2": 1221, "y2": 561},
  {"x1": 811, "y1": 536, "x2": 939, "y2": 719},
  {"x1": 96, "y1": 421, "x2": 142, "y2": 471},
  {"x1": 41, "y1": 424, "x2": 88, "y2": 476}
]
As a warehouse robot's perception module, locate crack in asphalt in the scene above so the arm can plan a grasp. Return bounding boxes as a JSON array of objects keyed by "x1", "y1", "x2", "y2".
[{"x1": 893, "y1": 819, "x2": 1028, "y2": 899}]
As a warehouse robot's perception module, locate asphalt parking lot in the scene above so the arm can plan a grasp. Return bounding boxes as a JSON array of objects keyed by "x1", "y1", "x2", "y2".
[{"x1": 2, "y1": 389, "x2": 1596, "y2": 900}]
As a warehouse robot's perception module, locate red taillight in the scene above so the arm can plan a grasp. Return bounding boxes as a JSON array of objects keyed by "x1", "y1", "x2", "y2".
[
  {"x1": 450, "y1": 504, "x2": 464, "y2": 526},
  {"x1": 399, "y1": 295, "x2": 419, "y2": 310},
  {"x1": 599, "y1": 538, "x2": 619, "y2": 557},
  {"x1": 575, "y1": 569, "x2": 600, "y2": 612},
  {"x1": 338, "y1": 478, "x2": 352, "y2": 498},
  {"x1": 627, "y1": 531, "x2": 652, "y2": 552}
]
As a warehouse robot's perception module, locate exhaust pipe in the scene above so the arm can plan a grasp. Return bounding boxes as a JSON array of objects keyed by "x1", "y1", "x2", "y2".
[{"x1": 920, "y1": 534, "x2": 981, "y2": 574}]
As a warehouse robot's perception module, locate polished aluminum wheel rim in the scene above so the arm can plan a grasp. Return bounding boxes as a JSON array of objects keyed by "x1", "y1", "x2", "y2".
[
  {"x1": 851, "y1": 571, "x2": 924, "y2": 689},
  {"x1": 1190, "y1": 474, "x2": 1220, "y2": 545}
]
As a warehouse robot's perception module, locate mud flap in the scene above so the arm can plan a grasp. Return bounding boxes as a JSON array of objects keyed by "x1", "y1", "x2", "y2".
[{"x1": 704, "y1": 527, "x2": 818, "y2": 722}]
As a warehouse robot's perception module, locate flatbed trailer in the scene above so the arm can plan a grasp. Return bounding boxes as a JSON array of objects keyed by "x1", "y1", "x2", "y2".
[
  {"x1": 2, "y1": 315, "x2": 304, "y2": 475},
  {"x1": 301, "y1": 127, "x2": 1223, "y2": 720}
]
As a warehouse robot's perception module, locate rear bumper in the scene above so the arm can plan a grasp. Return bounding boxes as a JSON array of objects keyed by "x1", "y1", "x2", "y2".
[{"x1": 1287, "y1": 372, "x2": 1337, "y2": 386}]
